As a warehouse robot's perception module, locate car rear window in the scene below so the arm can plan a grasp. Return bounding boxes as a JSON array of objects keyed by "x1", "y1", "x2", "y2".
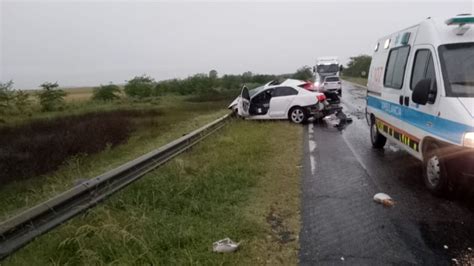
[{"x1": 325, "y1": 77, "x2": 339, "y2": 82}]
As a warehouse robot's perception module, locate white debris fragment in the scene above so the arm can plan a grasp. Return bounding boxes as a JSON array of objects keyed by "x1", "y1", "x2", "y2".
[
  {"x1": 444, "y1": 245, "x2": 449, "y2": 250},
  {"x1": 388, "y1": 145, "x2": 400, "y2": 153},
  {"x1": 213, "y1": 238, "x2": 240, "y2": 253},
  {"x1": 340, "y1": 256, "x2": 345, "y2": 261},
  {"x1": 323, "y1": 114, "x2": 340, "y2": 127},
  {"x1": 373, "y1": 193, "x2": 395, "y2": 207},
  {"x1": 468, "y1": 247, "x2": 472, "y2": 251},
  {"x1": 452, "y1": 258, "x2": 458, "y2": 264}
]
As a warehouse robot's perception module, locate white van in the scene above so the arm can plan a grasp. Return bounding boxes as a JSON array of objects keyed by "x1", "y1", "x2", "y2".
[{"x1": 366, "y1": 14, "x2": 474, "y2": 195}]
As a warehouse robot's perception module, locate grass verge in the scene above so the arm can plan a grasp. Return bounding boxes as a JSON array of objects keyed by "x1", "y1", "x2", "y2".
[
  {"x1": 4, "y1": 120, "x2": 302, "y2": 265},
  {"x1": 0, "y1": 97, "x2": 229, "y2": 220}
]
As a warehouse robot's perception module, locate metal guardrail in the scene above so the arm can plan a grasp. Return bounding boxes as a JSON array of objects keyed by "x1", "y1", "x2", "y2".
[{"x1": 0, "y1": 113, "x2": 232, "y2": 260}]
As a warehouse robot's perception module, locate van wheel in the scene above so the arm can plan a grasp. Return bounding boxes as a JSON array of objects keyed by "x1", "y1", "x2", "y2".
[
  {"x1": 423, "y1": 142, "x2": 450, "y2": 196},
  {"x1": 289, "y1": 107, "x2": 307, "y2": 124},
  {"x1": 370, "y1": 118, "x2": 386, "y2": 149}
]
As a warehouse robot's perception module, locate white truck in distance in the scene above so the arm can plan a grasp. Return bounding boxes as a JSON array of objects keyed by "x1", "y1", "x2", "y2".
[{"x1": 314, "y1": 57, "x2": 340, "y2": 87}]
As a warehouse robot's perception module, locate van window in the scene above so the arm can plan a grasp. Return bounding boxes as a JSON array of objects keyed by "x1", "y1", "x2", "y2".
[
  {"x1": 410, "y1": 49, "x2": 436, "y2": 90},
  {"x1": 439, "y1": 42, "x2": 474, "y2": 97},
  {"x1": 384, "y1": 46, "x2": 410, "y2": 89}
]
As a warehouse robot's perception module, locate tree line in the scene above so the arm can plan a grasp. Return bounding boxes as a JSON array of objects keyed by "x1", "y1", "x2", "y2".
[
  {"x1": 0, "y1": 66, "x2": 315, "y2": 114},
  {"x1": 342, "y1": 55, "x2": 372, "y2": 78}
]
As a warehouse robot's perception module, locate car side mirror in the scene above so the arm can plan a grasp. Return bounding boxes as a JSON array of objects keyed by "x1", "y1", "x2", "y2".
[{"x1": 412, "y1": 79, "x2": 433, "y2": 105}]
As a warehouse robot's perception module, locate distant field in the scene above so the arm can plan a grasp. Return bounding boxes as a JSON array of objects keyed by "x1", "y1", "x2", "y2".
[
  {"x1": 62, "y1": 86, "x2": 95, "y2": 102},
  {"x1": 24, "y1": 85, "x2": 125, "y2": 102}
]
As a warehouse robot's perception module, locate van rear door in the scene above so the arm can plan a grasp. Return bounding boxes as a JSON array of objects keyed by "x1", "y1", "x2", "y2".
[{"x1": 381, "y1": 45, "x2": 411, "y2": 118}]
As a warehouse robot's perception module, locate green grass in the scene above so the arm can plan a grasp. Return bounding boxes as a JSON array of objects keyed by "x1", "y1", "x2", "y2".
[
  {"x1": 341, "y1": 76, "x2": 368, "y2": 87},
  {"x1": 0, "y1": 96, "x2": 230, "y2": 220},
  {"x1": 4, "y1": 120, "x2": 302, "y2": 265}
]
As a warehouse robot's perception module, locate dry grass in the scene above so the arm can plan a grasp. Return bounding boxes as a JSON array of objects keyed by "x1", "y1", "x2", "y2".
[
  {"x1": 24, "y1": 86, "x2": 124, "y2": 102},
  {"x1": 63, "y1": 87, "x2": 95, "y2": 102}
]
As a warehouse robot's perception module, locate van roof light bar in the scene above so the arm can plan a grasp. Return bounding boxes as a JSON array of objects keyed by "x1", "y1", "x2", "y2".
[
  {"x1": 445, "y1": 14, "x2": 473, "y2": 36},
  {"x1": 445, "y1": 14, "x2": 474, "y2": 26}
]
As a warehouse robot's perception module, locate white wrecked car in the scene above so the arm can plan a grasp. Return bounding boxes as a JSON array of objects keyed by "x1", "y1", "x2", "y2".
[{"x1": 228, "y1": 79, "x2": 331, "y2": 124}]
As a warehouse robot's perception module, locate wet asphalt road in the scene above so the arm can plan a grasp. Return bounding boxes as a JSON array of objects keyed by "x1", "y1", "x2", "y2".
[{"x1": 299, "y1": 81, "x2": 474, "y2": 265}]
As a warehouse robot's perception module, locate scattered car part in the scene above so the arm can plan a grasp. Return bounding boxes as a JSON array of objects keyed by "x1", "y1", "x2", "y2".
[
  {"x1": 373, "y1": 193, "x2": 395, "y2": 207},
  {"x1": 212, "y1": 238, "x2": 240, "y2": 253}
]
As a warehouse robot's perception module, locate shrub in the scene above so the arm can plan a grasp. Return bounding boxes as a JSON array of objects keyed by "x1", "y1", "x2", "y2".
[
  {"x1": 186, "y1": 88, "x2": 240, "y2": 102},
  {"x1": 124, "y1": 75, "x2": 154, "y2": 98},
  {"x1": 14, "y1": 90, "x2": 32, "y2": 113},
  {"x1": 343, "y1": 55, "x2": 372, "y2": 77},
  {"x1": 92, "y1": 84, "x2": 121, "y2": 101},
  {"x1": 0, "y1": 80, "x2": 15, "y2": 113},
  {"x1": 209, "y1": 69, "x2": 218, "y2": 79},
  {"x1": 292, "y1": 66, "x2": 313, "y2": 81},
  {"x1": 37, "y1": 82, "x2": 67, "y2": 111}
]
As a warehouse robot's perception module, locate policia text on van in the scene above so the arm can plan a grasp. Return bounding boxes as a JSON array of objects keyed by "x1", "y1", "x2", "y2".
[{"x1": 366, "y1": 14, "x2": 474, "y2": 195}]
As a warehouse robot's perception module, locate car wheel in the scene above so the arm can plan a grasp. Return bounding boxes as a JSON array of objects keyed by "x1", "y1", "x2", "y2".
[
  {"x1": 289, "y1": 107, "x2": 307, "y2": 124},
  {"x1": 338, "y1": 90, "x2": 342, "y2": 96},
  {"x1": 370, "y1": 118, "x2": 386, "y2": 149},
  {"x1": 423, "y1": 142, "x2": 450, "y2": 196}
]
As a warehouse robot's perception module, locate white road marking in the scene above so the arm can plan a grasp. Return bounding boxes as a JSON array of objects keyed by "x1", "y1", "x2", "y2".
[{"x1": 308, "y1": 123, "x2": 317, "y2": 175}]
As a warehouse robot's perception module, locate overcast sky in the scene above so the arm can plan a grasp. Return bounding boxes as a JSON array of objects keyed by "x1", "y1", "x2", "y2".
[{"x1": 1, "y1": 0, "x2": 473, "y2": 89}]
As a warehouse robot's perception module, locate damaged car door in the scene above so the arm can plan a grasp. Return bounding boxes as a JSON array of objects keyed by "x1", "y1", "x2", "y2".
[{"x1": 237, "y1": 85, "x2": 250, "y2": 117}]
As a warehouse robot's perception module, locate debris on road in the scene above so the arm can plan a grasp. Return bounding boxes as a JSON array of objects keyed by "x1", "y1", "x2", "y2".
[
  {"x1": 336, "y1": 111, "x2": 353, "y2": 123},
  {"x1": 341, "y1": 256, "x2": 345, "y2": 261},
  {"x1": 323, "y1": 114, "x2": 340, "y2": 127},
  {"x1": 388, "y1": 145, "x2": 400, "y2": 153},
  {"x1": 212, "y1": 238, "x2": 240, "y2": 253},
  {"x1": 322, "y1": 110, "x2": 353, "y2": 129},
  {"x1": 444, "y1": 245, "x2": 449, "y2": 249},
  {"x1": 373, "y1": 193, "x2": 395, "y2": 207}
]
